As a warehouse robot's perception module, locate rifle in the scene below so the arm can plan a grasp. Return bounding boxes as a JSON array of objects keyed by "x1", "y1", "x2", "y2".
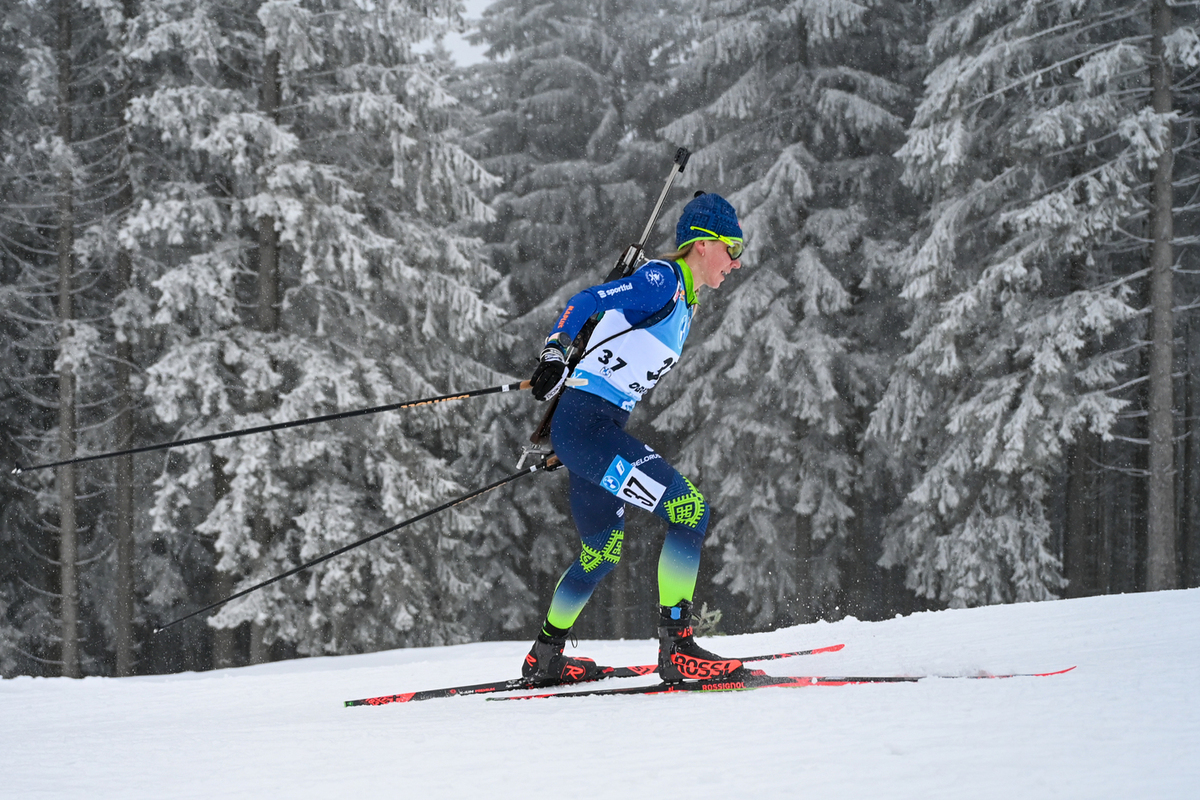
[{"x1": 523, "y1": 147, "x2": 691, "y2": 459}]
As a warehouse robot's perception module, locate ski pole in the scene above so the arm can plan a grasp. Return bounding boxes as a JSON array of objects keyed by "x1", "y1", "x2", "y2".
[
  {"x1": 12, "y1": 381, "x2": 533, "y2": 476},
  {"x1": 529, "y1": 146, "x2": 690, "y2": 445},
  {"x1": 154, "y1": 455, "x2": 562, "y2": 635}
]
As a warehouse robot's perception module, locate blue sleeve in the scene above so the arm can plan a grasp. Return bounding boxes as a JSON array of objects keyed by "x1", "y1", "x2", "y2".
[{"x1": 548, "y1": 263, "x2": 678, "y2": 342}]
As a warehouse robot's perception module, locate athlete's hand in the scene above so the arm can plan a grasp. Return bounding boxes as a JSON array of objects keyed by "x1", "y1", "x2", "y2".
[{"x1": 530, "y1": 345, "x2": 569, "y2": 401}]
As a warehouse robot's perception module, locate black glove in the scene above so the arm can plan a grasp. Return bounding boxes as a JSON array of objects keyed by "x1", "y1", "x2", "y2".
[{"x1": 530, "y1": 344, "x2": 569, "y2": 401}]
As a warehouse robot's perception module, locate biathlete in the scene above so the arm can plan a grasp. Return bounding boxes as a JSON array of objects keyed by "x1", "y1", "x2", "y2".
[{"x1": 524, "y1": 192, "x2": 746, "y2": 684}]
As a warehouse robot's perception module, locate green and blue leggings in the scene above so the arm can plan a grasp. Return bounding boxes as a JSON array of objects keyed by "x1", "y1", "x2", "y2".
[{"x1": 543, "y1": 389, "x2": 710, "y2": 633}]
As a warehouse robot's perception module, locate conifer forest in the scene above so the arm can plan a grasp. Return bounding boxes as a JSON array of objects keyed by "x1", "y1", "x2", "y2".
[{"x1": 2, "y1": 0, "x2": 1199, "y2": 678}]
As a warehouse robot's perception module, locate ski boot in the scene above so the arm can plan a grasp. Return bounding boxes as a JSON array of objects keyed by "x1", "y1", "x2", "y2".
[
  {"x1": 522, "y1": 623, "x2": 602, "y2": 686},
  {"x1": 657, "y1": 601, "x2": 743, "y2": 682}
]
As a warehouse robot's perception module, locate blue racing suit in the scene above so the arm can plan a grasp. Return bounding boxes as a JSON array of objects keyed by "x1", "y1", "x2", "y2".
[{"x1": 542, "y1": 259, "x2": 711, "y2": 632}]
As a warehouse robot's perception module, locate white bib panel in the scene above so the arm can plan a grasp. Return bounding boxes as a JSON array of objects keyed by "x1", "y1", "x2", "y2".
[{"x1": 572, "y1": 266, "x2": 694, "y2": 412}]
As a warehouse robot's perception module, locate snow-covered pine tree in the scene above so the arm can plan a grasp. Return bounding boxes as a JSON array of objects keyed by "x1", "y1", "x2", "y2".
[
  {"x1": 871, "y1": 0, "x2": 1197, "y2": 606},
  {"x1": 88, "y1": 0, "x2": 146, "y2": 677},
  {"x1": 36, "y1": 0, "x2": 161, "y2": 678},
  {"x1": 125, "y1": 0, "x2": 505, "y2": 660},
  {"x1": 1143, "y1": 0, "x2": 1181, "y2": 591},
  {"x1": 0, "y1": 0, "x2": 138, "y2": 675},
  {"x1": 469, "y1": 0, "x2": 691, "y2": 313},
  {"x1": 460, "y1": 0, "x2": 692, "y2": 639},
  {"x1": 648, "y1": 0, "x2": 924, "y2": 628},
  {"x1": 0, "y1": 8, "x2": 52, "y2": 677}
]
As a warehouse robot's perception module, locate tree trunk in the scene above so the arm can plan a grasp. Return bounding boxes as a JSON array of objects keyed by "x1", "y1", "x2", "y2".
[
  {"x1": 249, "y1": 45, "x2": 281, "y2": 666},
  {"x1": 1064, "y1": 252, "x2": 1100, "y2": 598},
  {"x1": 1096, "y1": 436, "x2": 1112, "y2": 594},
  {"x1": 1184, "y1": 316, "x2": 1199, "y2": 587},
  {"x1": 257, "y1": 48, "x2": 281, "y2": 335},
  {"x1": 248, "y1": 513, "x2": 272, "y2": 665},
  {"x1": 793, "y1": 515, "x2": 813, "y2": 624},
  {"x1": 56, "y1": 0, "x2": 80, "y2": 680},
  {"x1": 1146, "y1": 0, "x2": 1177, "y2": 591},
  {"x1": 114, "y1": 322, "x2": 134, "y2": 676},
  {"x1": 257, "y1": 215, "x2": 279, "y2": 334},
  {"x1": 1064, "y1": 432, "x2": 1099, "y2": 597},
  {"x1": 112, "y1": 0, "x2": 138, "y2": 681},
  {"x1": 210, "y1": 454, "x2": 237, "y2": 669}
]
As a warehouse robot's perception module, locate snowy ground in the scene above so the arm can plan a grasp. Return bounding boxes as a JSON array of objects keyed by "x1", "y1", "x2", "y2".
[{"x1": 3, "y1": 589, "x2": 1198, "y2": 800}]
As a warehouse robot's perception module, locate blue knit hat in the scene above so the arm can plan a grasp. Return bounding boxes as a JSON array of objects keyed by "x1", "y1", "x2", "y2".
[{"x1": 676, "y1": 192, "x2": 743, "y2": 248}]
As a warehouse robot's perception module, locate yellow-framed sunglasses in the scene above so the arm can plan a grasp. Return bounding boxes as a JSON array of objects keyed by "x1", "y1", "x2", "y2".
[{"x1": 689, "y1": 226, "x2": 744, "y2": 260}]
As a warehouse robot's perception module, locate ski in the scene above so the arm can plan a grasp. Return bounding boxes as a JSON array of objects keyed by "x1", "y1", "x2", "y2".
[
  {"x1": 343, "y1": 644, "x2": 844, "y2": 707},
  {"x1": 487, "y1": 665, "x2": 1077, "y2": 701}
]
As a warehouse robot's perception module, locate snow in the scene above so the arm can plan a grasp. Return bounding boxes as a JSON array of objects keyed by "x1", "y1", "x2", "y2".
[{"x1": 3, "y1": 588, "x2": 1198, "y2": 799}]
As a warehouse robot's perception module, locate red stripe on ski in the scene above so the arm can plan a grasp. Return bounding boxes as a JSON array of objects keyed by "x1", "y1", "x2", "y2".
[
  {"x1": 939, "y1": 665, "x2": 1078, "y2": 679},
  {"x1": 361, "y1": 692, "x2": 417, "y2": 705},
  {"x1": 488, "y1": 666, "x2": 1077, "y2": 701},
  {"x1": 746, "y1": 644, "x2": 845, "y2": 660},
  {"x1": 1027, "y1": 665, "x2": 1077, "y2": 677}
]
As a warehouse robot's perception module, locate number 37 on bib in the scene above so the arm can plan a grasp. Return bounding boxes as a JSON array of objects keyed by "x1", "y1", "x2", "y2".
[{"x1": 600, "y1": 455, "x2": 666, "y2": 511}]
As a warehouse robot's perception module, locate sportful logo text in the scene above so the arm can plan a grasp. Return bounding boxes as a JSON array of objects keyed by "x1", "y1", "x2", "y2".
[{"x1": 597, "y1": 283, "x2": 633, "y2": 299}]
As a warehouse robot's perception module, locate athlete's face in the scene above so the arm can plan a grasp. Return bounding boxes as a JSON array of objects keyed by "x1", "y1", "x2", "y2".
[{"x1": 691, "y1": 238, "x2": 743, "y2": 290}]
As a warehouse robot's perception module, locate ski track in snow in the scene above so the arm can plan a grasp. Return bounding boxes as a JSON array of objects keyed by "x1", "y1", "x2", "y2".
[{"x1": 3, "y1": 589, "x2": 1198, "y2": 799}]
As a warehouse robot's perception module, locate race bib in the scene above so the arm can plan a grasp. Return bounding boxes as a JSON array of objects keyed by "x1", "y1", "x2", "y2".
[{"x1": 600, "y1": 455, "x2": 666, "y2": 511}]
